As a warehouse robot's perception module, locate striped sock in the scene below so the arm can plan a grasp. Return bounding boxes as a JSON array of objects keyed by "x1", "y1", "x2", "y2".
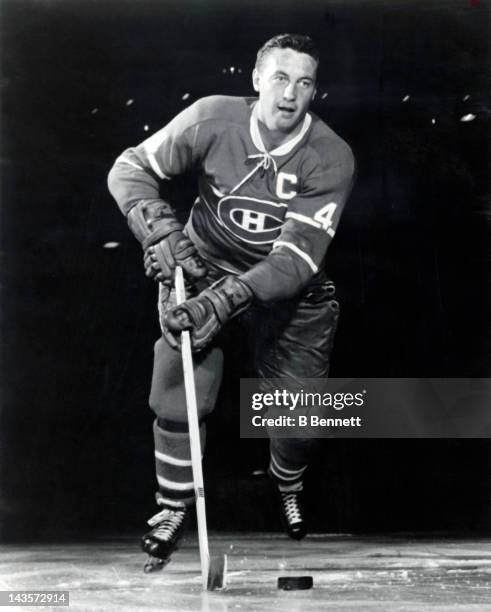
[
  {"x1": 268, "y1": 452, "x2": 307, "y2": 491},
  {"x1": 153, "y1": 418, "x2": 205, "y2": 507}
]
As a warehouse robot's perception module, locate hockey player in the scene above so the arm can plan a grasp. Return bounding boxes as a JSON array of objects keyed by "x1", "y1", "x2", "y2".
[{"x1": 108, "y1": 33, "x2": 356, "y2": 566}]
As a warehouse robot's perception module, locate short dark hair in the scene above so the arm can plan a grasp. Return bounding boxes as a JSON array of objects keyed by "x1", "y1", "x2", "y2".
[{"x1": 255, "y1": 34, "x2": 319, "y2": 71}]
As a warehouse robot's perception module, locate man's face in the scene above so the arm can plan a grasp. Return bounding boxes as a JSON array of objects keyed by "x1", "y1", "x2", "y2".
[{"x1": 253, "y1": 47, "x2": 317, "y2": 135}]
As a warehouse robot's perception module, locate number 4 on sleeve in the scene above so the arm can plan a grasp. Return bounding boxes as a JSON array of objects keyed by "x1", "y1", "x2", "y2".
[{"x1": 313, "y1": 202, "x2": 338, "y2": 236}]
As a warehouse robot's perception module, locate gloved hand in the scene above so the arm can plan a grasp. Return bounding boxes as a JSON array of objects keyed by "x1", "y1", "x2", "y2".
[
  {"x1": 164, "y1": 275, "x2": 253, "y2": 351},
  {"x1": 127, "y1": 198, "x2": 207, "y2": 282},
  {"x1": 144, "y1": 231, "x2": 207, "y2": 282},
  {"x1": 157, "y1": 281, "x2": 196, "y2": 350}
]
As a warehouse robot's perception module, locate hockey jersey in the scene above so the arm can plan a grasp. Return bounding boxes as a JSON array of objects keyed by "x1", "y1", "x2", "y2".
[{"x1": 108, "y1": 95, "x2": 355, "y2": 301}]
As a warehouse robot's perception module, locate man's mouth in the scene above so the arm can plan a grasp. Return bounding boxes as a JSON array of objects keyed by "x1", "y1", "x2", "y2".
[{"x1": 277, "y1": 105, "x2": 296, "y2": 115}]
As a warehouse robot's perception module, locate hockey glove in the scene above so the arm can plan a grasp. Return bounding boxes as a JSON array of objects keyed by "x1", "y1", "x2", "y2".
[
  {"x1": 158, "y1": 281, "x2": 198, "y2": 350},
  {"x1": 127, "y1": 198, "x2": 206, "y2": 282},
  {"x1": 143, "y1": 231, "x2": 205, "y2": 281},
  {"x1": 164, "y1": 275, "x2": 253, "y2": 351}
]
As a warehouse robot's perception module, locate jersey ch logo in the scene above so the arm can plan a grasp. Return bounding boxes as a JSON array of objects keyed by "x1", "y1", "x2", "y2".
[{"x1": 217, "y1": 196, "x2": 287, "y2": 244}]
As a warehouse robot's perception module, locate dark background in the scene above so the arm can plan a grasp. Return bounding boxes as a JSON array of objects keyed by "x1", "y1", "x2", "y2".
[{"x1": 1, "y1": 0, "x2": 490, "y2": 539}]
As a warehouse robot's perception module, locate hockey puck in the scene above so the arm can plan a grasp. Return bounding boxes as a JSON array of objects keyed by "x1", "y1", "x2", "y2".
[{"x1": 277, "y1": 576, "x2": 313, "y2": 590}]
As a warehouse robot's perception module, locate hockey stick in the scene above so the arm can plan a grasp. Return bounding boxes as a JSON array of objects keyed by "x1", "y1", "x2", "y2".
[{"x1": 174, "y1": 265, "x2": 227, "y2": 591}]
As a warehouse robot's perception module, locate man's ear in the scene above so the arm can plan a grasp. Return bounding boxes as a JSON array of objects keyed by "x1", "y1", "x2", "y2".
[
  {"x1": 312, "y1": 86, "x2": 317, "y2": 100},
  {"x1": 252, "y1": 68, "x2": 260, "y2": 93}
]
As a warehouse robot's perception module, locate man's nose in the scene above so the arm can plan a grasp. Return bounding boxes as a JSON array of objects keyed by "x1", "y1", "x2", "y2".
[{"x1": 283, "y1": 83, "x2": 297, "y2": 100}]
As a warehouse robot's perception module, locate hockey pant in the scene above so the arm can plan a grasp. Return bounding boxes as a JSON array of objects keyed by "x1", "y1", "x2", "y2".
[{"x1": 149, "y1": 270, "x2": 340, "y2": 507}]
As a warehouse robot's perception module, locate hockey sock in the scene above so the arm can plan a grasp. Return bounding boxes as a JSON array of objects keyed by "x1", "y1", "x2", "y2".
[
  {"x1": 153, "y1": 418, "x2": 206, "y2": 507},
  {"x1": 268, "y1": 450, "x2": 307, "y2": 490},
  {"x1": 278, "y1": 481, "x2": 303, "y2": 493}
]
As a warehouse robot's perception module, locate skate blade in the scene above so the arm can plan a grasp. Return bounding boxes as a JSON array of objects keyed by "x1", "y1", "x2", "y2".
[{"x1": 143, "y1": 555, "x2": 170, "y2": 574}]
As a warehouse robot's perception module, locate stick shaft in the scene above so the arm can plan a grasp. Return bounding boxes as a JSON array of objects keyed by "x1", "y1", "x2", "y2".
[{"x1": 174, "y1": 267, "x2": 210, "y2": 589}]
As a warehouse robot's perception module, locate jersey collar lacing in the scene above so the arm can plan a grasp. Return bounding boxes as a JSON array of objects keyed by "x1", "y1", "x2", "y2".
[{"x1": 229, "y1": 102, "x2": 312, "y2": 195}]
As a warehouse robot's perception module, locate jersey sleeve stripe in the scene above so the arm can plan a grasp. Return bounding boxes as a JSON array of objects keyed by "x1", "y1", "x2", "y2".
[
  {"x1": 273, "y1": 241, "x2": 318, "y2": 273},
  {"x1": 115, "y1": 155, "x2": 145, "y2": 171},
  {"x1": 285, "y1": 211, "x2": 336, "y2": 238},
  {"x1": 147, "y1": 153, "x2": 169, "y2": 179},
  {"x1": 285, "y1": 211, "x2": 321, "y2": 229}
]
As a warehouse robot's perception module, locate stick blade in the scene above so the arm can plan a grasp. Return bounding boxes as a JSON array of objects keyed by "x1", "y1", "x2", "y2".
[{"x1": 207, "y1": 554, "x2": 227, "y2": 591}]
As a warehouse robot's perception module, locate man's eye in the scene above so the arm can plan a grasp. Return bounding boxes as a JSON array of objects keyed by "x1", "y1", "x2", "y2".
[
  {"x1": 274, "y1": 75, "x2": 287, "y2": 82},
  {"x1": 300, "y1": 80, "x2": 312, "y2": 88}
]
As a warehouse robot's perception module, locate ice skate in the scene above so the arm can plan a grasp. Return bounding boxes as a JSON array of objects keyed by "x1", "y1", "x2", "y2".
[
  {"x1": 279, "y1": 490, "x2": 307, "y2": 541},
  {"x1": 142, "y1": 503, "x2": 189, "y2": 573}
]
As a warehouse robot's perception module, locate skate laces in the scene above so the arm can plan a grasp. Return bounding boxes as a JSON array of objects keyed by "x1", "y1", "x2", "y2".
[
  {"x1": 281, "y1": 492, "x2": 303, "y2": 525},
  {"x1": 147, "y1": 507, "x2": 186, "y2": 541}
]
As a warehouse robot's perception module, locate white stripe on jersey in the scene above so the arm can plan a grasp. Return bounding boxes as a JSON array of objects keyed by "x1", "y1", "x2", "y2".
[
  {"x1": 115, "y1": 154, "x2": 144, "y2": 171},
  {"x1": 222, "y1": 195, "x2": 288, "y2": 210},
  {"x1": 273, "y1": 241, "x2": 318, "y2": 273},
  {"x1": 147, "y1": 152, "x2": 169, "y2": 180},
  {"x1": 210, "y1": 184, "x2": 225, "y2": 198},
  {"x1": 286, "y1": 212, "x2": 336, "y2": 237},
  {"x1": 286, "y1": 211, "x2": 321, "y2": 229},
  {"x1": 198, "y1": 194, "x2": 226, "y2": 228}
]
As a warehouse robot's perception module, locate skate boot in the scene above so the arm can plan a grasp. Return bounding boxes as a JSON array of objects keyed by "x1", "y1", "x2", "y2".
[
  {"x1": 279, "y1": 489, "x2": 307, "y2": 541},
  {"x1": 142, "y1": 500, "x2": 189, "y2": 573}
]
